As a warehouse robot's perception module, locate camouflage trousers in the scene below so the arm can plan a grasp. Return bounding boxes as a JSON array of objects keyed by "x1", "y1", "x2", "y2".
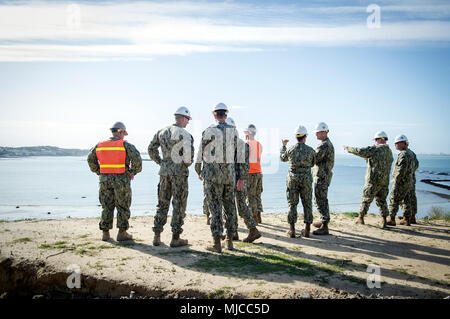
[
  {"x1": 247, "y1": 173, "x2": 263, "y2": 219},
  {"x1": 404, "y1": 183, "x2": 417, "y2": 216},
  {"x1": 153, "y1": 175, "x2": 188, "y2": 235},
  {"x1": 203, "y1": 182, "x2": 210, "y2": 218},
  {"x1": 389, "y1": 184, "x2": 414, "y2": 219},
  {"x1": 98, "y1": 176, "x2": 132, "y2": 231},
  {"x1": 235, "y1": 185, "x2": 257, "y2": 230},
  {"x1": 359, "y1": 183, "x2": 389, "y2": 217},
  {"x1": 204, "y1": 181, "x2": 237, "y2": 238},
  {"x1": 314, "y1": 183, "x2": 330, "y2": 223},
  {"x1": 286, "y1": 175, "x2": 313, "y2": 224}
]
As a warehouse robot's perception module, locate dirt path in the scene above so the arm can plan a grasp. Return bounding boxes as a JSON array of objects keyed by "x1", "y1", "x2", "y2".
[{"x1": 0, "y1": 213, "x2": 449, "y2": 299}]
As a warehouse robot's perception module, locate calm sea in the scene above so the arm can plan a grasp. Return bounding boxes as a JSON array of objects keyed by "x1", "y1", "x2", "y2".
[{"x1": 0, "y1": 154, "x2": 449, "y2": 221}]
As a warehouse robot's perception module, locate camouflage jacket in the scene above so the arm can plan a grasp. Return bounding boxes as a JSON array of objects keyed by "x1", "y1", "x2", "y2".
[
  {"x1": 87, "y1": 137, "x2": 142, "y2": 182},
  {"x1": 280, "y1": 142, "x2": 316, "y2": 180},
  {"x1": 148, "y1": 124, "x2": 194, "y2": 176},
  {"x1": 392, "y1": 148, "x2": 419, "y2": 189},
  {"x1": 195, "y1": 122, "x2": 244, "y2": 185},
  {"x1": 347, "y1": 144, "x2": 393, "y2": 186},
  {"x1": 313, "y1": 138, "x2": 335, "y2": 185}
]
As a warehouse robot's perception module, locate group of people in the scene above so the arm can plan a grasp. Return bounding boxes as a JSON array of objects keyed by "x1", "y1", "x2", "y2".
[{"x1": 87, "y1": 103, "x2": 419, "y2": 253}]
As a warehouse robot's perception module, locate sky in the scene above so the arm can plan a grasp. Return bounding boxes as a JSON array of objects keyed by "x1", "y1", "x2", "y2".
[{"x1": 0, "y1": 0, "x2": 449, "y2": 154}]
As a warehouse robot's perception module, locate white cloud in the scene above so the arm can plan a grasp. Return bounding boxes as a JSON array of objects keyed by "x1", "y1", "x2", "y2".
[{"x1": 0, "y1": 1, "x2": 449, "y2": 62}]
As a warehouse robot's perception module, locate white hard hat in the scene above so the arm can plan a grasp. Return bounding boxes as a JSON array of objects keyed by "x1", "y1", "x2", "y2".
[
  {"x1": 394, "y1": 134, "x2": 408, "y2": 144},
  {"x1": 213, "y1": 102, "x2": 229, "y2": 114},
  {"x1": 225, "y1": 117, "x2": 236, "y2": 128},
  {"x1": 110, "y1": 121, "x2": 128, "y2": 136},
  {"x1": 295, "y1": 125, "x2": 308, "y2": 137},
  {"x1": 174, "y1": 106, "x2": 191, "y2": 120},
  {"x1": 244, "y1": 124, "x2": 257, "y2": 135},
  {"x1": 314, "y1": 122, "x2": 329, "y2": 133},
  {"x1": 374, "y1": 131, "x2": 388, "y2": 140}
]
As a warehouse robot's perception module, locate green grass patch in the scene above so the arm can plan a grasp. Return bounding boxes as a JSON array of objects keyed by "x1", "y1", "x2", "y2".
[
  {"x1": 425, "y1": 206, "x2": 450, "y2": 222},
  {"x1": 342, "y1": 212, "x2": 359, "y2": 218},
  {"x1": 13, "y1": 237, "x2": 32, "y2": 243},
  {"x1": 78, "y1": 234, "x2": 89, "y2": 239},
  {"x1": 39, "y1": 241, "x2": 69, "y2": 249},
  {"x1": 207, "y1": 286, "x2": 236, "y2": 299}
]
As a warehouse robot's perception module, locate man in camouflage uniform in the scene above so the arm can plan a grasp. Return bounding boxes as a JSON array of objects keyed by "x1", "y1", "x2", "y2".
[
  {"x1": 387, "y1": 135, "x2": 419, "y2": 227},
  {"x1": 195, "y1": 103, "x2": 242, "y2": 253},
  {"x1": 87, "y1": 122, "x2": 142, "y2": 241},
  {"x1": 311, "y1": 122, "x2": 335, "y2": 235},
  {"x1": 226, "y1": 117, "x2": 261, "y2": 243},
  {"x1": 245, "y1": 124, "x2": 264, "y2": 223},
  {"x1": 281, "y1": 125, "x2": 316, "y2": 238},
  {"x1": 344, "y1": 131, "x2": 393, "y2": 227},
  {"x1": 149, "y1": 107, "x2": 194, "y2": 247}
]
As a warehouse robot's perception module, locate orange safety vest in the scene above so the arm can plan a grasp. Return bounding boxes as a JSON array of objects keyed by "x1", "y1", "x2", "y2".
[
  {"x1": 95, "y1": 140, "x2": 126, "y2": 174},
  {"x1": 247, "y1": 140, "x2": 262, "y2": 174}
]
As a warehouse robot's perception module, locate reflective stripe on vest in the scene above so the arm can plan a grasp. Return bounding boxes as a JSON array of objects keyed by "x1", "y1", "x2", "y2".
[
  {"x1": 96, "y1": 140, "x2": 126, "y2": 174},
  {"x1": 247, "y1": 140, "x2": 262, "y2": 174}
]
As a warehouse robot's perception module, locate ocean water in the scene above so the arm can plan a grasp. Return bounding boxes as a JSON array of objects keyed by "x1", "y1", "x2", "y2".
[{"x1": 0, "y1": 154, "x2": 449, "y2": 221}]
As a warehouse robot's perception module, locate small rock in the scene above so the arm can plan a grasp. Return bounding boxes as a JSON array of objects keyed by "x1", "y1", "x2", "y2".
[
  {"x1": 129, "y1": 291, "x2": 136, "y2": 299},
  {"x1": 32, "y1": 295, "x2": 45, "y2": 300},
  {"x1": 16, "y1": 206, "x2": 19, "y2": 209},
  {"x1": 47, "y1": 212, "x2": 51, "y2": 215},
  {"x1": 299, "y1": 293, "x2": 311, "y2": 299},
  {"x1": 81, "y1": 196, "x2": 86, "y2": 199},
  {"x1": 444, "y1": 296, "x2": 450, "y2": 299},
  {"x1": 0, "y1": 292, "x2": 8, "y2": 299}
]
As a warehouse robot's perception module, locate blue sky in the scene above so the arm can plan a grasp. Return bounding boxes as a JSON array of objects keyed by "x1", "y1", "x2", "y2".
[{"x1": 0, "y1": 0, "x2": 449, "y2": 154}]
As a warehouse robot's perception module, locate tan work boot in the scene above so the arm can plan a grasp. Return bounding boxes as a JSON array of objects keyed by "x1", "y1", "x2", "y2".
[
  {"x1": 232, "y1": 231, "x2": 240, "y2": 241},
  {"x1": 243, "y1": 227, "x2": 261, "y2": 243},
  {"x1": 381, "y1": 216, "x2": 387, "y2": 229},
  {"x1": 170, "y1": 233, "x2": 188, "y2": 248},
  {"x1": 206, "y1": 215, "x2": 210, "y2": 225},
  {"x1": 399, "y1": 217, "x2": 411, "y2": 226},
  {"x1": 225, "y1": 234, "x2": 234, "y2": 250},
  {"x1": 206, "y1": 236, "x2": 222, "y2": 253},
  {"x1": 117, "y1": 229, "x2": 133, "y2": 241},
  {"x1": 153, "y1": 232, "x2": 161, "y2": 246},
  {"x1": 313, "y1": 221, "x2": 323, "y2": 229},
  {"x1": 300, "y1": 223, "x2": 311, "y2": 238},
  {"x1": 312, "y1": 222, "x2": 329, "y2": 235},
  {"x1": 386, "y1": 216, "x2": 396, "y2": 226},
  {"x1": 287, "y1": 223, "x2": 296, "y2": 238},
  {"x1": 355, "y1": 216, "x2": 365, "y2": 225},
  {"x1": 102, "y1": 230, "x2": 111, "y2": 241},
  {"x1": 410, "y1": 215, "x2": 417, "y2": 224}
]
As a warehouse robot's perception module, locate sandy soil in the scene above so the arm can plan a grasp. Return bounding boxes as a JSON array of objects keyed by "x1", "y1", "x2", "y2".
[{"x1": 0, "y1": 213, "x2": 449, "y2": 299}]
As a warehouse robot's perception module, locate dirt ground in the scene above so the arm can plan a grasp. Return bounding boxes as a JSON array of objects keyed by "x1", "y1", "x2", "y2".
[{"x1": 0, "y1": 213, "x2": 449, "y2": 299}]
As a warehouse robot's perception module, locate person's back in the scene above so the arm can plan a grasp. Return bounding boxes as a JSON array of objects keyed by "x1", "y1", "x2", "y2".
[
  {"x1": 198, "y1": 121, "x2": 239, "y2": 185},
  {"x1": 366, "y1": 144, "x2": 393, "y2": 186},
  {"x1": 148, "y1": 124, "x2": 194, "y2": 176},
  {"x1": 282, "y1": 143, "x2": 316, "y2": 178}
]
